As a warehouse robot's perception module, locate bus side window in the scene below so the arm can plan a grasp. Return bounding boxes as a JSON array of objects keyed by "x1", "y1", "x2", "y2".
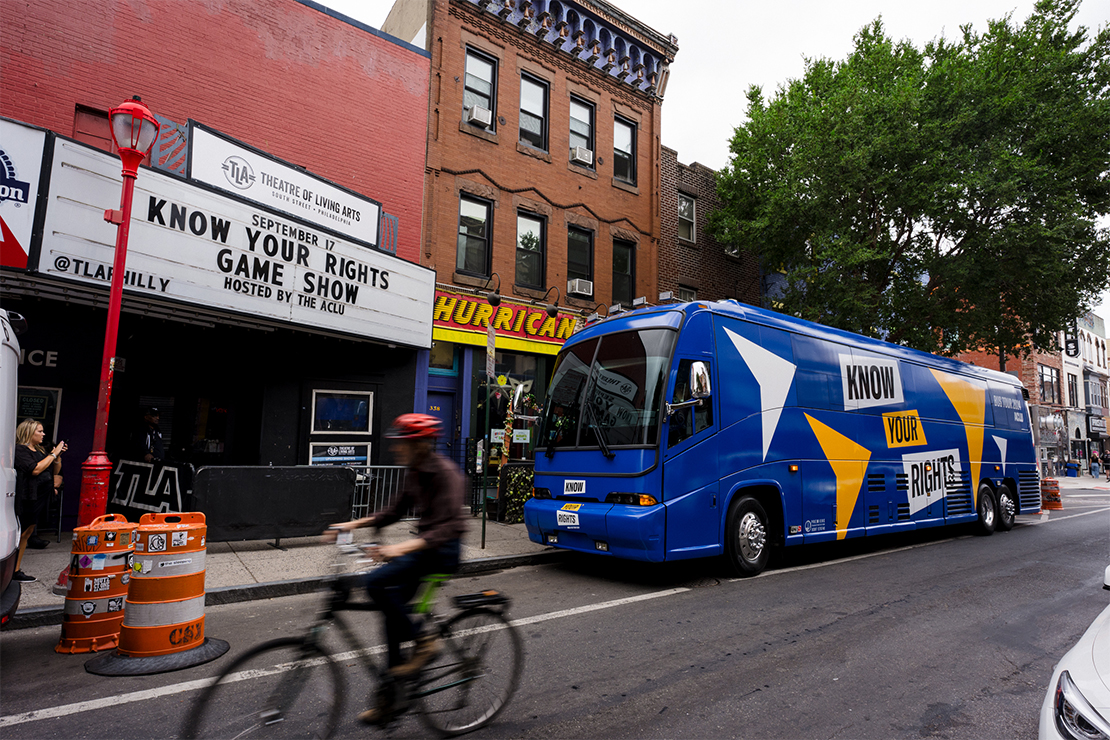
[{"x1": 669, "y1": 359, "x2": 713, "y2": 448}]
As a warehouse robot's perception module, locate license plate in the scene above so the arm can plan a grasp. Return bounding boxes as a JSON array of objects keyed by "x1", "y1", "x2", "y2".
[
  {"x1": 556, "y1": 510, "x2": 580, "y2": 527},
  {"x1": 560, "y1": 503, "x2": 582, "y2": 511}
]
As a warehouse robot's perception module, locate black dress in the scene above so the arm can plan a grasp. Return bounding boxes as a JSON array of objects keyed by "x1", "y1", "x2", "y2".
[{"x1": 14, "y1": 445, "x2": 52, "y2": 525}]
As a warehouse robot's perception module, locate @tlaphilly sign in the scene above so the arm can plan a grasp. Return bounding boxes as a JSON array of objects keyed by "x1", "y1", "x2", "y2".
[{"x1": 187, "y1": 122, "x2": 381, "y2": 249}]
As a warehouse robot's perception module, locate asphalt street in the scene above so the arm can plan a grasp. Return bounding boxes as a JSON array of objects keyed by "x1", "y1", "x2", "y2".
[{"x1": 1, "y1": 487, "x2": 1108, "y2": 740}]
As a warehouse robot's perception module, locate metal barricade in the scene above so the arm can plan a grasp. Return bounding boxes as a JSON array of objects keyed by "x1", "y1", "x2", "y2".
[{"x1": 350, "y1": 466, "x2": 407, "y2": 519}]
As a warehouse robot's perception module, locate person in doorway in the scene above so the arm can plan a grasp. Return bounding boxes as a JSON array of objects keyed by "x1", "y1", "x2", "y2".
[
  {"x1": 13, "y1": 418, "x2": 66, "y2": 581},
  {"x1": 134, "y1": 407, "x2": 164, "y2": 463},
  {"x1": 1091, "y1": 451, "x2": 1101, "y2": 478},
  {"x1": 324, "y1": 413, "x2": 468, "y2": 726}
]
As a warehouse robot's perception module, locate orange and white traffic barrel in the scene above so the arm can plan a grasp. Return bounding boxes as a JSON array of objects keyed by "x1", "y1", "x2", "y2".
[
  {"x1": 56, "y1": 513, "x2": 137, "y2": 654},
  {"x1": 1041, "y1": 478, "x2": 1063, "y2": 510},
  {"x1": 85, "y1": 511, "x2": 228, "y2": 676},
  {"x1": 116, "y1": 512, "x2": 209, "y2": 657}
]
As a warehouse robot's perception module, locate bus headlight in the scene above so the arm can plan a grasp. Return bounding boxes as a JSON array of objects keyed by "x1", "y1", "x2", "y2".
[
  {"x1": 1054, "y1": 671, "x2": 1110, "y2": 740},
  {"x1": 605, "y1": 493, "x2": 658, "y2": 506},
  {"x1": 532, "y1": 488, "x2": 552, "y2": 499}
]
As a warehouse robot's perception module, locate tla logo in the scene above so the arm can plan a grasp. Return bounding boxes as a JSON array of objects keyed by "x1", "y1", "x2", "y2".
[{"x1": 221, "y1": 155, "x2": 255, "y2": 190}]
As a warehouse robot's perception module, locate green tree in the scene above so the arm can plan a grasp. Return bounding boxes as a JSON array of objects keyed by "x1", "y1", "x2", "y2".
[{"x1": 712, "y1": 0, "x2": 1110, "y2": 368}]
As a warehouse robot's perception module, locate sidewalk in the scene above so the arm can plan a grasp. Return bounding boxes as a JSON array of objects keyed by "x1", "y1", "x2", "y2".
[
  {"x1": 8, "y1": 516, "x2": 561, "y2": 630},
  {"x1": 1049, "y1": 472, "x2": 1110, "y2": 491}
]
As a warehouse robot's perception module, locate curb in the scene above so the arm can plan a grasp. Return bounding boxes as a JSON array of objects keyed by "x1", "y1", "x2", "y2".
[{"x1": 4, "y1": 548, "x2": 566, "y2": 631}]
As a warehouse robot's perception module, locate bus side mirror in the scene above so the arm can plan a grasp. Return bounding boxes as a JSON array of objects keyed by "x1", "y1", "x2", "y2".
[{"x1": 690, "y1": 361, "x2": 711, "y2": 399}]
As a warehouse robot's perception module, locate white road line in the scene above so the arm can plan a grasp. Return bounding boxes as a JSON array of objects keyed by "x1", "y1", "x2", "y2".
[
  {"x1": 1024, "y1": 506, "x2": 1110, "y2": 524},
  {"x1": 730, "y1": 537, "x2": 961, "y2": 581},
  {"x1": 724, "y1": 506, "x2": 1110, "y2": 582},
  {"x1": 0, "y1": 588, "x2": 689, "y2": 728}
]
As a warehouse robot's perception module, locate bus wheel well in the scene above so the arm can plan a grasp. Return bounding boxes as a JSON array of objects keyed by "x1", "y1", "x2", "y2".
[{"x1": 728, "y1": 486, "x2": 784, "y2": 548}]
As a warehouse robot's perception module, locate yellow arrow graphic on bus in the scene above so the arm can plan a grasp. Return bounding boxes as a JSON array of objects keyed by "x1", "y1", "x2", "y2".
[
  {"x1": 805, "y1": 414, "x2": 871, "y2": 540},
  {"x1": 929, "y1": 370, "x2": 986, "y2": 502}
]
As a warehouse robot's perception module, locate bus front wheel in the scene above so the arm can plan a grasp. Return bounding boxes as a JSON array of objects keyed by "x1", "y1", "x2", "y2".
[
  {"x1": 725, "y1": 496, "x2": 770, "y2": 577},
  {"x1": 976, "y1": 486, "x2": 996, "y2": 536}
]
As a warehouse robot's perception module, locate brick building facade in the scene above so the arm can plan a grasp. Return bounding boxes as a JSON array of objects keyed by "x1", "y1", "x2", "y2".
[
  {"x1": 658, "y1": 145, "x2": 760, "y2": 306},
  {"x1": 955, "y1": 318, "x2": 1110, "y2": 476},
  {"x1": 385, "y1": 0, "x2": 678, "y2": 462},
  {"x1": 1, "y1": 0, "x2": 428, "y2": 263},
  {"x1": 1, "y1": 0, "x2": 434, "y2": 528}
]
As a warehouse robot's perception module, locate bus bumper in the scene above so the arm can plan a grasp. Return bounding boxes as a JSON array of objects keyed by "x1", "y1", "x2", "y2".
[{"x1": 524, "y1": 499, "x2": 666, "y2": 562}]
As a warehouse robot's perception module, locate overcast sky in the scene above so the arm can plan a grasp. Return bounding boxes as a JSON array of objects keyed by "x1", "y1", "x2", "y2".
[{"x1": 324, "y1": 0, "x2": 1110, "y2": 322}]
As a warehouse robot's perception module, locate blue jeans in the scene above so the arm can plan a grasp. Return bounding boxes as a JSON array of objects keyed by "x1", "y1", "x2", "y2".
[{"x1": 363, "y1": 539, "x2": 460, "y2": 668}]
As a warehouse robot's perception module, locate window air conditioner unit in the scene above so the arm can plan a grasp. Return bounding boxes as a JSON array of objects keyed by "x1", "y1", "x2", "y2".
[
  {"x1": 567, "y1": 278, "x2": 593, "y2": 296},
  {"x1": 570, "y1": 146, "x2": 593, "y2": 166},
  {"x1": 466, "y1": 105, "x2": 493, "y2": 128}
]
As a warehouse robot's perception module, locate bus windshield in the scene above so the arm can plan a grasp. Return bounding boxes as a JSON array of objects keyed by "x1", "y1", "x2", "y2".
[{"x1": 540, "y1": 328, "x2": 675, "y2": 453}]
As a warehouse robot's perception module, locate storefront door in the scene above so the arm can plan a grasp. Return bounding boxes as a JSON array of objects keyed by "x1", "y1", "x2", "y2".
[{"x1": 427, "y1": 391, "x2": 457, "y2": 464}]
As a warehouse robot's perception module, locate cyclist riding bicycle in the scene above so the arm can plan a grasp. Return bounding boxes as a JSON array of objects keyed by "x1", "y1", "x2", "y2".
[{"x1": 324, "y1": 413, "x2": 468, "y2": 725}]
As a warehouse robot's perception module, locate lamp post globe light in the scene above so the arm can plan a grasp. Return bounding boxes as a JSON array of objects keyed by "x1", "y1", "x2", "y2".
[{"x1": 78, "y1": 96, "x2": 160, "y2": 526}]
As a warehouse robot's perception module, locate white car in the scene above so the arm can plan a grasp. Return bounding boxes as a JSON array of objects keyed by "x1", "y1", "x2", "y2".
[{"x1": 1039, "y1": 565, "x2": 1110, "y2": 740}]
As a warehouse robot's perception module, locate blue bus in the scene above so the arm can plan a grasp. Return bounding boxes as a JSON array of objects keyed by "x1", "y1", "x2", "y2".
[{"x1": 523, "y1": 300, "x2": 1040, "y2": 575}]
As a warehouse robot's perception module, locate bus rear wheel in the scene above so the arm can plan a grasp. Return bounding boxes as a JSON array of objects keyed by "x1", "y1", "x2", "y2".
[
  {"x1": 725, "y1": 496, "x2": 770, "y2": 577},
  {"x1": 995, "y1": 484, "x2": 1016, "y2": 531},
  {"x1": 976, "y1": 486, "x2": 996, "y2": 536}
]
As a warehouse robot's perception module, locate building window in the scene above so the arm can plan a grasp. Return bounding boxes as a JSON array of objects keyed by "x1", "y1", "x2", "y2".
[
  {"x1": 457, "y1": 196, "x2": 492, "y2": 276},
  {"x1": 613, "y1": 117, "x2": 636, "y2": 184},
  {"x1": 1068, "y1": 373, "x2": 1079, "y2": 408},
  {"x1": 1086, "y1": 377, "x2": 1106, "y2": 409},
  {"x1": 569, "y1": 97, "x2": 594, "y2": 167},
  {"x1": 677, "y1": 285, "x2": 696, "y2": 302},
  {"x1": 612, "y1": 240, "x2": 635, "y2": 307},
  {"x1": 464, "y1": 48, "x2": 497, "y2": 129},
  {"x1": 1039, "y1": 364, "x2": 1060, "y2": 405},
  {"x1": 519, "y1": 74, "x2": 548, "y2": 150},
  {"x1": 73, "y1": 106, "x2": 113, "y2": 153},
  {"x1": 516, "y1": 212, "x2": 545, "y2": 289},
  {"x1": 567, "y1": 227, "x2": 593, "y2": 292},
  {"x1": 678, "y1": 193, "x2": 696, "y2": 242},
  {"x1": 429, "y1": 341, "x2": 459, "y2": 376}
]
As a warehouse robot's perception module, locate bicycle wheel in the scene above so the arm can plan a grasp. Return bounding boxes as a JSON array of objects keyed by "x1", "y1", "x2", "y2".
[
  {"x1": 416, "y1": 607, "x2": 523, "y2": 736},
  {"x1": 182, "y1": 637, "x2": 345, "y2": 739}
]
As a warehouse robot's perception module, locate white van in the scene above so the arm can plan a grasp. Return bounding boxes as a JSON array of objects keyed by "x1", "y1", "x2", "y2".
[{"x1": 1, "y1": 310, "x2": 26, "y2": 626}]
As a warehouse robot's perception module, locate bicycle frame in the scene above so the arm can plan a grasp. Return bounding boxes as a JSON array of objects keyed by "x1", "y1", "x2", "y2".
[{"x1": 306, "y1": 566, "x2": 489, "y2": 709}]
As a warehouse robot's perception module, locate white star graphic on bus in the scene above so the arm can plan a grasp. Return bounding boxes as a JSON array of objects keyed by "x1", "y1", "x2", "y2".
[
  {"x1": 992, "y1": 435, "x2": 1007, "y2": 473},
  {"x1": 723, "y1": 327, "x2": 796, "y2": 462}
]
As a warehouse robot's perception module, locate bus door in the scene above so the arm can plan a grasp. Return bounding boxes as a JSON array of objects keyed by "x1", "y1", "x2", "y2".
[
  {"x1": 663, "y1": 356, "x2": 719, "y2": 558},
  {"x1": 662, "y1": 312, "x2": 719, "y2": 559}
]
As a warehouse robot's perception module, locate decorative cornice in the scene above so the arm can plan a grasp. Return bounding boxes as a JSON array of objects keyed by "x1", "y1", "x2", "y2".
[{"x1": 451, "y1": 0, "x2": 677, "y2": 100}]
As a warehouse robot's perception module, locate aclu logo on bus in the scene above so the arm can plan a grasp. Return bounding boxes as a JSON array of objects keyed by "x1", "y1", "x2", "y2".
[
  {"x1": 839, "y1": 354, "x2": 904, "y2": 410},
  {"x1": 901, "y1": 448, "x2": 962, "y2": 515}
]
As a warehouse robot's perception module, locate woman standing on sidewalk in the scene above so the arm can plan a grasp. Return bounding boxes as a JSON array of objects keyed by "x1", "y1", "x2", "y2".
[{"x1": 12, "y1": 419, "x2": 66, "y2": 582}]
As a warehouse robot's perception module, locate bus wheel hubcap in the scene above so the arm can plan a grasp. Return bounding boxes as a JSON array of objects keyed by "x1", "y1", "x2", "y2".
[
  {"x1": 1000, "y1": 495, "x2": 1014, "y2": 519},
  {"x1": 738, "y1": 512, "x2": 766, "y2": 561}
]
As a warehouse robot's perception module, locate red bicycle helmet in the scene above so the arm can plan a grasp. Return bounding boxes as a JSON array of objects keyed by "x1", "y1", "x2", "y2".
[{"x1": 384, "y1": 413, "x2": 443, "y2": 439}]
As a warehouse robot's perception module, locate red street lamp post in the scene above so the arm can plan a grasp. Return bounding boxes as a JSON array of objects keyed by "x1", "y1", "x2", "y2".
[{"x1": 77, "y1": 96, "x2": 160, "y2": 527}]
